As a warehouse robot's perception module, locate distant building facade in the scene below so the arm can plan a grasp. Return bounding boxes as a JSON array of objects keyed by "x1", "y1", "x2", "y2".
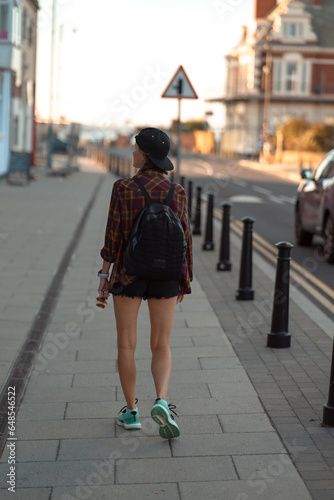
[
  {"x1": 215, "y1": 0, "x2": 334, "y2": 157},
  {"x1": 0, "y1": 0, "x2": 38, "y2": 176}
]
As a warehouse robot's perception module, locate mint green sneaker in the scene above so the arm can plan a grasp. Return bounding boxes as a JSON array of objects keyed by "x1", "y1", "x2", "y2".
[
  {"x1": 151, "y1": 398, "x2": 180, "y2": 439},
  {"x1": 117, "y1": 404, "x2": 141, "y2": 430}
]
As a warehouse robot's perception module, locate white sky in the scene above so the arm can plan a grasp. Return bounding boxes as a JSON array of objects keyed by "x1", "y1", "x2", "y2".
[{"x1": 36, "y1": 0, "x2": 255, "y2": 131}]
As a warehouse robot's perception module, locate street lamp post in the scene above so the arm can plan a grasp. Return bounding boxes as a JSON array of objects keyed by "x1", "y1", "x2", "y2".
[
  {"x1": 262, "y1": 42, "x2": 272, "y2": 134},
  {"x1": 56, "y1": 21, "x2": 77, "y2": 120}
]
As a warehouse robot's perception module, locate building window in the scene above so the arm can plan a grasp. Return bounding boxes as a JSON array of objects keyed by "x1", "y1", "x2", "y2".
[
  {"x1": 12, "y1": 5, "x2": 21, "y2": 45},
  {"x1": 285, "y1": 62, "x2": 298, "y2": 92},
  {"x1": 12, "y1": 116, "x2": 19, "y2": 147},
  {"x1": 0, "y1": 3, "x2": 9, "y2": 39},
  {"x1": 301, "y1": 62, "x2": 307, "y2": 93},
  {"x1": 273, "y1": 59, "x2": 308, "y2": 95},
  {"x1": 21, "y1": 8, "x2": 26, "y2": 42},
  {"x1": 273, "y1": 61, "x2": 282, "y2": 92},
  {"x1": 283, "y1": 22, "x2": 304, "y2": 39},
  {"x1": 27, "y1": 18, "x2": 33, "y2": 46}
]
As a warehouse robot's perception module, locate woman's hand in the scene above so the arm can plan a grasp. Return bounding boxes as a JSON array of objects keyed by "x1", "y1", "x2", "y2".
[
  {"x1": 177, "y1": 294, "x2": 184, "y2": 304},
  {"x1": 98, "y1": 277, "x2": 110, "y2": 299}
]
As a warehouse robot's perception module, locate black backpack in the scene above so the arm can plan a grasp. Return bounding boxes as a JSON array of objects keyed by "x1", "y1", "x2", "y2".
[{"x1": 123, "y1": 177, "x2": 186, "y2": 281}]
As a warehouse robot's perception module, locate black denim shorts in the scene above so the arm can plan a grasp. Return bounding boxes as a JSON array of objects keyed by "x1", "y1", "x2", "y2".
[{"x1": 110, "y1": 278, "x2": 180, "y2": 300}]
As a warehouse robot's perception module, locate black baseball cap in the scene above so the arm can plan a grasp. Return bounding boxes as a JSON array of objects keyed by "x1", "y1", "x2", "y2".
[{"x1": 135, "y1": 127, "x2": 174, "y2": 171}]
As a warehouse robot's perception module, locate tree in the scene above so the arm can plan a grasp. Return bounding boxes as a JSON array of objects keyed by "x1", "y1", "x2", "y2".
[
  {"x1": 278, "y1": 119, "x2": 334, "y2": 152},
  {"x1": 170, "y1": 119, "x2": 208, "y2": 133},
  {"x1": 278, "y1": 119, "x2": 309, "y2": 150},
  {"x1": 299, "y1": 123, "x2": 334, "y2": 152}
]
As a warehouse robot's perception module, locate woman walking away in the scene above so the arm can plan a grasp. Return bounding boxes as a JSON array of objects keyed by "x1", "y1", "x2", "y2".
[{"x1": 98, "y1": 128, "x2": 193, "y2": 439}]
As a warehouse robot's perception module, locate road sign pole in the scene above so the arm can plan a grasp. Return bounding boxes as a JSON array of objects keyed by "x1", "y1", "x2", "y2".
[
  {"x1": 176, "y1": 98, "x2": 181, "y2": 183},
  {"x1": 161, "y1": 66, "x2": 198, "y2": 183}
]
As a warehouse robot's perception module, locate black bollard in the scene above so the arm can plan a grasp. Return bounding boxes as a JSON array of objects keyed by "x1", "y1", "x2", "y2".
[
  {"x1": 187, "y1": 181, "x2": 193, "y2": 221},
  {"x1": 267, "y1": 242, "x2": 293, "y2": 349},
  {"x1": 193, "y1": 186, "x2": 202, "y2": 235},
  {"x1": 180, "y1": 176, "x2": 185, "y2": 187},
  {"x1": 236, "y1": 217, "x2": 255, "y2": 300},
  {"x1": 202, "y1": 192, "x2": 214, "y2": 251},
  {"x1": 323, "y1": 339, "x2": 334, "y2": 425},
  {"x1": 217, "y1": 203, "x2": 232, "y2": 271}
]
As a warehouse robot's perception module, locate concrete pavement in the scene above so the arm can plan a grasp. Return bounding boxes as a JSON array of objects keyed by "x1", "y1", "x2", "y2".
[{"x1": 0, "y1": 154, "x2": 330, "y2": 499}]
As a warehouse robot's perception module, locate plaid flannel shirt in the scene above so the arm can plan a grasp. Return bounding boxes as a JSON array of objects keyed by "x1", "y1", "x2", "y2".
[{"x1": 101, "y1": 169, "x2": 193, "y2": 295}]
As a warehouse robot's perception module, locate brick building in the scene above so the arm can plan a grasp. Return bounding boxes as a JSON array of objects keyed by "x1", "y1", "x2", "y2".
[
  {"x1": 215, "y1": 0, "x2": 334, "y2": 157},
  {"x1": 0, "y1": 0, "x2": 39, "y2": 176}
]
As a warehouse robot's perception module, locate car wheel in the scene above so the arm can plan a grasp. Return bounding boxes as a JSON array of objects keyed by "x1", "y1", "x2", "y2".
[
  {"x1": 323, "y1": 216, "x2": 334, "y2": 263},
  {"x1": 295, "y1": 205, "x2": 313, "y2": 246}
]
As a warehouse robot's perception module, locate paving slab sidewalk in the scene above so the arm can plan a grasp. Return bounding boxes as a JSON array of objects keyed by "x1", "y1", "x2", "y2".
[
  {"x1": 0, "y1": 157, "x2": 311, "y2": 499},
  {"x1": 0, "y1": 157, "x2": 106, "y2": 389}
]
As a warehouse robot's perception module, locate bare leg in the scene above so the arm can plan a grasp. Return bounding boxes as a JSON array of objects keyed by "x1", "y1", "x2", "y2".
[
  {"x1": 148, "y1": 297, "x2": 178, "y2": 401},
  {"x1": 113, "y1": 295, "x2": 142, "y2": 409}
]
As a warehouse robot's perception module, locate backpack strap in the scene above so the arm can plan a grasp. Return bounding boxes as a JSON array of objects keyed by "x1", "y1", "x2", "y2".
[
  {"x1": 165, "y1": 183, "x2": 175, "y2": 207},
  {"x1": 133, "y1": 177, "x2": 153, "y2": 206},
  {"x1": 134, "y1": 177, "x2": 175, "y2": 207}
]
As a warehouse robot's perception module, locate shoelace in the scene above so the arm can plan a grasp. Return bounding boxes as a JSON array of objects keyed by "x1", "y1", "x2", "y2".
[{"x1": 167, "y1": 403, "x2": 179, "y2": 419}]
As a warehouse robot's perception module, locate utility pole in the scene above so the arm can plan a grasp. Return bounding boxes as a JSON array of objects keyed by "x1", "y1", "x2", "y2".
[{"x1": 47, "y1": 0, "x2": 57, "y2": 170}]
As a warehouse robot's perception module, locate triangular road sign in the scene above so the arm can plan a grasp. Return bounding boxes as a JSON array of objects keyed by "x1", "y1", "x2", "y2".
[{"x1": 162, "y1": 65, "x2": 198, "y2": 99}]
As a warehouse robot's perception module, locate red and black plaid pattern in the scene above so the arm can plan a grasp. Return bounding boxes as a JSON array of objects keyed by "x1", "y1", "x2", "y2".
[{"x1": 101, "y1": 169, "x2": 193, "y2": 295}]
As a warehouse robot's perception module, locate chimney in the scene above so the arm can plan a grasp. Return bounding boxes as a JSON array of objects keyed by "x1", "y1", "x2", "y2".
[{"x1": 255, "y1": 0, "x2": 277, "y2": 19}]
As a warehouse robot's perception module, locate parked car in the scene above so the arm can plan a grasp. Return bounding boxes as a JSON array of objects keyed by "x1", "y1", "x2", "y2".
[{"x1": 295, "y1": 149, "x2": 334, "y2": 263}]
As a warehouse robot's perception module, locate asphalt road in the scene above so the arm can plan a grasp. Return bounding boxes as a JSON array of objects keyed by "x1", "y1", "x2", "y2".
[{"x1": 181, "y1": 156, "x2": 297, "y2": 244}]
